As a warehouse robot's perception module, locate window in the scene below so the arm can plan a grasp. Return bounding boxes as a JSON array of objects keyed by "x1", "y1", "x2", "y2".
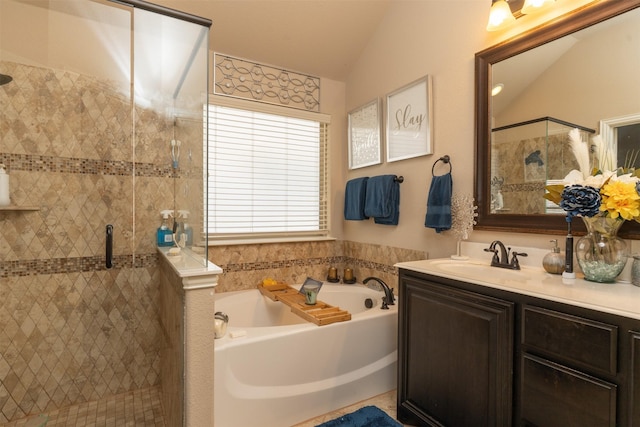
[{"x1": 206, "y1": 97, "x2": 330, "y2": 242}]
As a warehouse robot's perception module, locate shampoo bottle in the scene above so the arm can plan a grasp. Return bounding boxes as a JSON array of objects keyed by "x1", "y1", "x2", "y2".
[
  {"x1": 157, "y1": 210, "x2": 174, "y2": 247},
  {"x1": 178, "y1": 210, "x2": 193, "y2": 246},
  {"x1": 0, "y1": 164, "x2": 10, "y2": 207}
]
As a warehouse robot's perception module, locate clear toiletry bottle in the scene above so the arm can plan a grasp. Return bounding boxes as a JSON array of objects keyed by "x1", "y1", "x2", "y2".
[
  {"x1": 157, "y1": 210, "x2": 174, "y2": 247},
  {"x1": 543, "y1": 239, "x2": 564, "y2": 274},
  {"x1": 0, "y1": 163, "x2": 10, "y2": 207},
  {"x1": 178, "y1": 210, "x2": 193, "y2": 246}
]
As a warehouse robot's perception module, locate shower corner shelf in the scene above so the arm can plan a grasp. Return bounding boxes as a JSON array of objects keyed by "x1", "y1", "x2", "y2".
[{"x1": 0, "y1": 205, "x2": 40, "y2": 211}]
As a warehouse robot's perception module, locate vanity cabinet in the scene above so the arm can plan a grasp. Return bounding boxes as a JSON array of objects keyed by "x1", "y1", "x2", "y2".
[
  {"x1": 397, "y1": 268, "x2": 640, "y2": 427},
  {"x1": 397, "y1": 274, "x2": 514, "y2": 426}
]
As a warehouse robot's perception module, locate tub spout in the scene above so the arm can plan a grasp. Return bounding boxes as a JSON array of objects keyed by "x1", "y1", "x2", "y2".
[{"x1": 363, "y1": 277, "x2": 395, "y2": 309}]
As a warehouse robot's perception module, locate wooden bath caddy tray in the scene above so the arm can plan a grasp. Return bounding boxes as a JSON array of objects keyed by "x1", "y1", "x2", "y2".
[{"x1": 258, "y1": 283, "x2": 351, "y2": 326}]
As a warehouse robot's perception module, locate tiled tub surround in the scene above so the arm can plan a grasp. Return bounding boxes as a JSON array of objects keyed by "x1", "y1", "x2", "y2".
[
  {"x1": 208, "y1": 240, "x2": 427, "y2": 294},
  {"x1": 0, "y1": 60, "x2": 184, "y2": 423}
]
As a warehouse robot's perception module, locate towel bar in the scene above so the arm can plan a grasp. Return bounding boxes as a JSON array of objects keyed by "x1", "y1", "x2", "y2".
[{"x1": 394, "y1": 176, "x2": 404, "y2": 183}]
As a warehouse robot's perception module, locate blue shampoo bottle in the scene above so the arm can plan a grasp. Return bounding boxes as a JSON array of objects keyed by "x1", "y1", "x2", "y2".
[{"x1": 157, "y1": 210, "x2": 174, "y2": 247}]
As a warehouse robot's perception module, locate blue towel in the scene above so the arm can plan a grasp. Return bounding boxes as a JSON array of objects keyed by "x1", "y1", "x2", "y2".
[
  {"x1": 364, "y1": 175, "x2": 400, "y2": 226},
  {"x1": 344, "y1": 177, "x2": 369, "y2": 220},
  {"x1": 425, "y1": 172, "x2": 452, "y2": 233}
]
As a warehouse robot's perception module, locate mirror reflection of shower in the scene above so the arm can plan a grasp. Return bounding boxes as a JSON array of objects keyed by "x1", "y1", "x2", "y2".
[
  {"x1": 491, "y1": 175, "x2": 505, "y2": 212},
  {"x1": 0, "y1": 74, "x2": 13, "y2": 85}
]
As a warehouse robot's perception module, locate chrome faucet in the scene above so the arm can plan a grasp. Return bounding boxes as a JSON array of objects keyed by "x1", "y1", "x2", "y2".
[
  {"x1": 484, "y1": 240, "x2": 527, "y2": 270},
  {"x1": 363, "y1": 277, "x2": 395, "y2": 309}
]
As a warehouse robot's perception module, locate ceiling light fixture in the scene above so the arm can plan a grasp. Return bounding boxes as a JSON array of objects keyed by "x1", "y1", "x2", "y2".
[
  {"x1": 492, "y1": 83, "x2": 504, "y2": 96},
  {"x1": 521, "y1": 0, "x2": 556, "y2": 15},
  {"x1": 486, "y1": 0, "x2": 516, "y2": 31}
]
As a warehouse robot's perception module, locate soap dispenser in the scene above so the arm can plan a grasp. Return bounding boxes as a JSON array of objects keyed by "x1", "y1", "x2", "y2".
[
  {"x1": 0, "y1": 163, "x2": 9, "y2": 207},
  {"x1": 543, "y1": 239, "x2": 564, "y2": 274}
]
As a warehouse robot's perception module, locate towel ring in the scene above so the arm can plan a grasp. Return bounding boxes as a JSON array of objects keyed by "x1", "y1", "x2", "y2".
[{"x1": 432, "y1": 155, "x2": 452, "y2": 176}]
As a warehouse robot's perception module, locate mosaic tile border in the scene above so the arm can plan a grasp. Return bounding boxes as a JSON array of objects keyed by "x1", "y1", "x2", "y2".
[
  {"x1": 221, "y1": 256, "x2": 344, "y2": 273},
  {"x1": 219, "y1": 255, "x2": 397, "y2": 276},
  {"x1": 503, "y1": 182, "x2": 545, "y2": 192},
  {"x1": 0, "y1": 253, "x2": 158, "y2": 278},
  {"x1": 349, "y1": 257, "x2": 399, "y2": 275},
  {"x1": 0, "y1": 153, "x2": 202, "y2": 178}
]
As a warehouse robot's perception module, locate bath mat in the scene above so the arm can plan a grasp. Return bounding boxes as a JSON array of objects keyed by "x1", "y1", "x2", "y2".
[{"x1": 316, "y1": 405, "x2": 402, "y2": 427}]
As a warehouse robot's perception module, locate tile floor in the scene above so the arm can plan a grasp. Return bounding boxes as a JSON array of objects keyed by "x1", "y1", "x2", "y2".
[
  {"x1": 3, "y1": 387, "x2": 410, "y2": 427},
  {"x1": 1, "y1": 387, "x2": 164, "y2": 427}
]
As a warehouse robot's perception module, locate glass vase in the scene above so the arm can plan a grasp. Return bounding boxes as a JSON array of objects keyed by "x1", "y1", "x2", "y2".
[{"x1": 576, "y1": 215, "x2": 628, "y2": 283}]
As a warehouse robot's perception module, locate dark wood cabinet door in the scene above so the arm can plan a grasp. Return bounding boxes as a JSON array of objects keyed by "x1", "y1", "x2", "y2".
[
  {"x1": 631, "y1": 331, "x2": 640, "y2": 426},
  {"x1": 521, "y1": 354, "x2": 617, "y2": 427},
  {"x1": 398, "y1": 275, "x2": 514, "y2": 427}
]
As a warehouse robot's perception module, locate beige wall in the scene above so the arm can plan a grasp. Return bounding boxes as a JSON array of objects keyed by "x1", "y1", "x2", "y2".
[
  {"x1": 341, "y1": 0, "x2": 603, "y2": 257},
  {"x1": 495, "y1": 10, "x2": 640, "y2": 130}
]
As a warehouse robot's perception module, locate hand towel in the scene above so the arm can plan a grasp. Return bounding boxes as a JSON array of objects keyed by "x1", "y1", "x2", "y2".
[
  {"x1": 364, "y1": 175, "x2": 400, "y2": 226},
  {"x1": 344, "y1": 177, "x2": 369, "y2": 220},
  {"x1": 425, "y1": 172, "x2": 452, "y2": 232}
]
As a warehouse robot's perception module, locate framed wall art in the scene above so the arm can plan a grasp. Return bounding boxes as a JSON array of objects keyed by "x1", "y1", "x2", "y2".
[
  {"x1": 348, "y1": 98, "x2": 382, "y2": 170},
  {"x1": 386, "y1": 75, "x2": 433, "y2": 162}
]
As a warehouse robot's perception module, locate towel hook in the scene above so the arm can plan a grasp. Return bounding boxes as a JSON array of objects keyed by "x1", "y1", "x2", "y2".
[{"x1": 432, "y1": 155, "x2": 452, "y2": 176}]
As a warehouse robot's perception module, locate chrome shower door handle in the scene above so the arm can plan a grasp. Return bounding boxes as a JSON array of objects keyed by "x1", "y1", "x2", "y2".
[{"x1": 106, "y1": 224, "x2": 113, "y2": 269}]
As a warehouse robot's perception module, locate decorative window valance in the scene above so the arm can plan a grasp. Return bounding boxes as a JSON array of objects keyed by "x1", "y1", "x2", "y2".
[{"x1": 213, "y1": 53, "x2": 320, "y2": 112}]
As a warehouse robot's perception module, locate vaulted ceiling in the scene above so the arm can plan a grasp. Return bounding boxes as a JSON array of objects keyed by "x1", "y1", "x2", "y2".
[{"x1": 153, "y1": 0, "x2": 392, "y2": 81}]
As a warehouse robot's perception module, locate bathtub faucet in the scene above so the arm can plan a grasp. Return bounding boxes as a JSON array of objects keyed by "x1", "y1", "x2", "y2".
[{"x1": 363, "y1": 277, "x2": 395, "y2": 309}]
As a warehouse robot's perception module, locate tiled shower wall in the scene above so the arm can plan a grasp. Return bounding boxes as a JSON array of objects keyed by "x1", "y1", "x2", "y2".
[
  {"x1": 0, "y1": 60, "x2": 170, "y2": 423},
  {"x1": 493, "y1": 133, "x2": 577, "y2": 214},
  {"x1": 209, "y1": 240, "x2": 427, "y2": 294}
]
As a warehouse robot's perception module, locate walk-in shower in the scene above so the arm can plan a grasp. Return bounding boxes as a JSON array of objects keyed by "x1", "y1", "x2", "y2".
[{"x1": 0, "y1": 0, "x2": 210, "y2": 424}]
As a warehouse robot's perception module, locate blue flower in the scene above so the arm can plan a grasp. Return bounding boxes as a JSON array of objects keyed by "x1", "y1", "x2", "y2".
[{"x1": 560, "y1": 185, "x2": 601, "y2": 218}]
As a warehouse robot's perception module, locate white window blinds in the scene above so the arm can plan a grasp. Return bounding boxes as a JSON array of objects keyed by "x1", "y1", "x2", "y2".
[{"x1": 206, "y1": 99, "x2": 329, "y2": 241}]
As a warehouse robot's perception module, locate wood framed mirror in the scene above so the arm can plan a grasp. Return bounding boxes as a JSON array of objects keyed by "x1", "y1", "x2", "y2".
[{"x1": 474, "y1": 0, "x2": 640, "y2": 238}]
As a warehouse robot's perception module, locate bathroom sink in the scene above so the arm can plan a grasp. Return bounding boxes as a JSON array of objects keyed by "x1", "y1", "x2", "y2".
[{"x1": 404, "y1": 259, "x2": 546, "y2": 283}]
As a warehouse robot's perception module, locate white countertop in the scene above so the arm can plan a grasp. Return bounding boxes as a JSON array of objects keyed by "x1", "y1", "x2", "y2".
[
  {"x1": 158, "y1": 246, "x2": 223, "y2": 278},
  {"x1": 395, "y1": 256, "x2": 640, "y2": 321}
]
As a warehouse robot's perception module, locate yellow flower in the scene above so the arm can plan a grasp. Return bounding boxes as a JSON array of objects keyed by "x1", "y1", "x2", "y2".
[{"x1": 600, "y1": 180, "x2": 640, "y2": 220}]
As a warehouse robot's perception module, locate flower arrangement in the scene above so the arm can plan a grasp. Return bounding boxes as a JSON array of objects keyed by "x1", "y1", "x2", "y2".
[
  {"x1": 544, "y1": 128, "x2": 639, "y2": 282},
  {"x1": 544, "y1": 128, "x2": 640, "y2": 222}
]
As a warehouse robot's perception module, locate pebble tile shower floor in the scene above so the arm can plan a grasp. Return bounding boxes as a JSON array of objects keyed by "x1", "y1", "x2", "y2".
[{"x1": 0, "y1": 387, "x2": 164, "y2": 427}]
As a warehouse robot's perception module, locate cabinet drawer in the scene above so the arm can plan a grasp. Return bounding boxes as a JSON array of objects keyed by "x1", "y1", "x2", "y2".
[
  {"x1": 521, "y1": 354, "x2": 617, "y2": 427},
  {"x1": 522, "y1": 305, "x2": 617, "y2": 375}
]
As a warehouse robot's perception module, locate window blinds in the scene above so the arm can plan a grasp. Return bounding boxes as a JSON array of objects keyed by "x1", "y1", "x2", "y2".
[{"x1": 206, "y1": 102, "x2": 329, "y2": 240}]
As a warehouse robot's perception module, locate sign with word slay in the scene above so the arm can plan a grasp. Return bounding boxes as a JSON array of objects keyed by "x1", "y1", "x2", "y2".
[{"x1": 386, "y1": 76, "x2": 433, "y2": 162}]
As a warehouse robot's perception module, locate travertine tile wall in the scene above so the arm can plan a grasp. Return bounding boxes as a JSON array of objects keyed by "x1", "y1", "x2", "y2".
[
  {"x1": 158, "y1": 262, "x2": 184, "y2": 427},
  {"x1": 0, "y1": 60, "x2": 168, "y2": 423},
  {"x1": 493, "y1": 133, "x2": 576, "y2": 214},
  {"x1": 208, "y1": 240, "x2": 427, "y2": 294}
]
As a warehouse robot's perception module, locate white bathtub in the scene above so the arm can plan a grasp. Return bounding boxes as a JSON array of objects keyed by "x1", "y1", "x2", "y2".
[{"x1": 214, "y1": 283, "x2": 398, "y2": 427}]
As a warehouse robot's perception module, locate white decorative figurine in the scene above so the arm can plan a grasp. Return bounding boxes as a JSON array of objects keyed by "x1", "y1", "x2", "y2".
[{"x1": 449, "y1": 193, "x2": 478, "y2": 260}]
